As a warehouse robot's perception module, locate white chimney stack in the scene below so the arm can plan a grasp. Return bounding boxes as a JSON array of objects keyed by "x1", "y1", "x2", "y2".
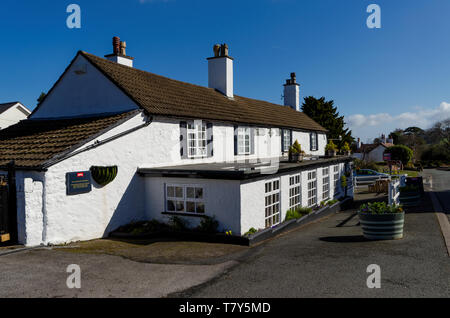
[
  {"x1": 283, "y1": 73, "x2": 300, "y2": 111},
  {"x1": 105, "y1": 36, "x2": 134, "y2": 67},
  {"x1": 207, "y1": 44, "x2": 233, "y2": 98}
]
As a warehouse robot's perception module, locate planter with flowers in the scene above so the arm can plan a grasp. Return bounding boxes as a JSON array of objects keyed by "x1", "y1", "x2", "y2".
[
  {"x1": 288, "y1": 140, "x2": 305, "y2": 163},
  {"x1": 358, "y1": 202, "x2": 404, "y2": 240},
  {"x1": 325, "y1": 140, "x2": 338, "y2": 157},
  {"x1": 341, "y1": 142, "x2": 351, "y2": 156}
]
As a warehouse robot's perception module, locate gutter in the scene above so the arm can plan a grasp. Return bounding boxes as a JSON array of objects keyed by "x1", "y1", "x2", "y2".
[{"x1": 41, "y1": 115, "x2": 153, "y2": 169}]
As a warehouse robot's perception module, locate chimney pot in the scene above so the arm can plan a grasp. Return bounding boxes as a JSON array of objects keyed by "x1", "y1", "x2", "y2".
[
  {"x1": 106, "y1": 36, "x2": 134, "y2": 67},
  {"x1": 113, "y1": 36, "x2": 120, "y2": 55}
]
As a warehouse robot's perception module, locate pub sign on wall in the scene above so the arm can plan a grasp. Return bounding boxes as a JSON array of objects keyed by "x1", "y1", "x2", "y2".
[{"x1": 66, "y1": 171, "x2": 92, "y2": 195}]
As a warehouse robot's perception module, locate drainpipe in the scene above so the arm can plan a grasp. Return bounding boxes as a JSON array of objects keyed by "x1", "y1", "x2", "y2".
[{"x1": 7, "y1": 161, "x2": 18, "y2": 243}]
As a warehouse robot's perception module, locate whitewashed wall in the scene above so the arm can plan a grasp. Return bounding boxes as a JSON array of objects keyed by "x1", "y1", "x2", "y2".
[
  {"x1": 367, "y1": 145, "x2": 386, "y2": 162},
  {"x1": 30, "y1": 55, "x2": 139, "y2": 119},
  {"x1": 144, "y1": 177, "x2": 241, "y2": 234},
  {"x1": 292, "y1": 130, "x2": 327, "y2": 156}
]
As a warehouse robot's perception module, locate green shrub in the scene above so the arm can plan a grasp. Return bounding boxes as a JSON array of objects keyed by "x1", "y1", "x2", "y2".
[
  {"x1": 285, "y1": 206, "x2": 312, "y2": 221},
  {"x1": 340, "y1": 175, "x2": 347, "y2": 188},
  {"x1": 341, "y1": 142, "x2": 351, "y2": 152},
  {"x1": 244, "y1": 227, "x2": 258, "y2": 236},
  {"x1": 325, "y1": 140, "x2": 338, "y2": 151},
  {"x1": 196, "y1": 216, "x2": 219, "y2": 233},
  {"x1": 115, "y1": 220, "x2": 168, "y2": 234},
  {"x1": 385, "y1": 145, "x2": 413, "y2": 165},
  {"x1": 169, "y1": 216, "x2": 189, "y2": 231},
  {"x1": 358, "y1": 202, "x2": 403, "y2": 214},
  {"x1": 289, "y1": 140, "x2": 304, "y2": 155},
  {"x1": 327, "y1": 199, "x2": 338, "y2": 206}
]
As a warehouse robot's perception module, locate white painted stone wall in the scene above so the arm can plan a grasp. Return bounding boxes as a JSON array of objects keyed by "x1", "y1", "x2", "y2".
[
  {"x1": 144, "y1": 177, "x2": 241, "y2": 234},
  {"x1": 0, "y1": 103, "x2": 30, "y2": 130},
  {"x1": 292, "y1": 130, "x2": 327, "y2": 156},
  {"x1": 30, "y1": 55, "x2": 139, "y2": 119}
]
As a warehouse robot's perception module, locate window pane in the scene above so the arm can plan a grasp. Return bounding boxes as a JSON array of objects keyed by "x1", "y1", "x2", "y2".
[
  {"x1": 167, "y1": 186, "x2": 175, "y2": 198},
  {"x1": 195, "y1": 188, "x2": 203, "y2": 199},
  {"x1": 196, "y1": 202, "x2": 205, "y2": 214},
  {"x1": 186, "y1": 187, "x2": 195, "y2": 198},
  {"x1": 176, "y1": 201, "x2": 184, "y2": 212},
  {"x1": 167, "y1": 200, "x2": 175, "y2": 211},
  {"x1": 175, "y1": 187, "x2": 183, "y2": 198},
  {"x1": 186, "y1": 201, "x2": 195, "y2": 213}
]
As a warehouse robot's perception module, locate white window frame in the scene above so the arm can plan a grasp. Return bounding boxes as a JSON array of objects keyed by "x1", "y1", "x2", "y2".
[
  {"x1": 333, "y1": 165, "x2": 340, "y2": 195},
  {"x1": 187, "y1": 121, "x2": 207, "y2": 158},
  {"x1": 237, "y1": 126, "x2": 251, "y2": 155},
  {"x1": 282, "y1": 129, "x2": 292, "y2": 152},
  {"x1": 288, "y1": 173, "x2": 301, "y2": 210},
  {"x1": 166, "y1": 184, "x2": 205, "y2": 215},
  {"x1": 307, "y1": 170, "x2": 317, "y2": 207},
  {"x1": 310, "y1": 132, "x2": 318, "y2": 151},
  {"x1": 322, "y1": 167, "x2": 330, "y2": 201},
  {"x1": 265, "y1": 178, "x2": 281, "y2": 228}
]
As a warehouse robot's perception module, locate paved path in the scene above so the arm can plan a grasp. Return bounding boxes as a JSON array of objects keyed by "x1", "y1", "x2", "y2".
[
  {"x1": 422, "y1": 168, "x2": 450, "y2": 221},
  {"x1": 175, "y1": 203, "x2": 449, "y2": 298},
  {"x1": 0, "y1": 248, "x2": 235, "y2": 297}
]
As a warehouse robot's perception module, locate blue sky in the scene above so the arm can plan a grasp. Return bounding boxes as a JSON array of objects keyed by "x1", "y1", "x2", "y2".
[{"x1": 1, "y1": 0, "x2": 450, "y2": 141}]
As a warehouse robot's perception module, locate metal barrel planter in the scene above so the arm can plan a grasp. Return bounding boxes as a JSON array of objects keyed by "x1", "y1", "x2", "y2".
[
  {"x1": 399, "y1": 192, "x2": 421, "y2": 207},
  {"x1": 90, "y1": 166, "x2": 118, "y2": 186},
  {"x1": 358, "y1": 212, "x2": 405, "y2": 240}
]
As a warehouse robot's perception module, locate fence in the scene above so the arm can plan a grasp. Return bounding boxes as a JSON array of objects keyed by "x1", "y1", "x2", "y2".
[
  {"x1": 353, "y1": 174, "x2": 391, "y2": 190},
  {"x1": 388, "y1": 179, "x2": 401, "y2": 206}
]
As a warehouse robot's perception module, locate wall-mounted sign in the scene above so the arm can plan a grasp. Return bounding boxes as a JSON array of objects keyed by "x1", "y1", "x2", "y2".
[
  {"x1": 66, "y1": 171, "x2": 92, "y2": 195},
  {"x1": 383, "y1": 153, "x2": 391, "y2": 161}
]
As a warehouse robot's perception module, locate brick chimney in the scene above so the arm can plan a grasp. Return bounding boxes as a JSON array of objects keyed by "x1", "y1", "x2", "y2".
[
  {"x1": 207, "y1": 44, "x2": 233, "y2": 98},
  {"x1": 283, "y1": 73, "x2": 300, "y2": 111},
  {"x1": 104, "y1": 36, "x2": 134, "y2": 67}
]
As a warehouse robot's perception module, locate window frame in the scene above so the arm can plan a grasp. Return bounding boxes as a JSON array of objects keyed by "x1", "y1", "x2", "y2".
[
  {"x1": 282, "y1": 129, "x2": 292, "y2": 153},
  {"x1": 333, "y1": 165, "x2": 340, "y2": 195},
  {"x1": 237, "y1": 126, "x2": 252, "y2": 155},
  {"x1": 288, "y1": 173, "x2": 301, "y2": 210},
  {"x1": 165, "y1": 184, "x2": 206, "y2": 215},
  {"x1": 307, "y1": 170, "x2": 317, "y2": 207},
  {"x1": 187, "y1": 121, "x2": 207, "y2": 158},
  {"x1": 265, "y1": 178, "x2": 281, "y2": 228},
  {"x1": 322, "y1": 167, "x2": 330, "y2": 201}
]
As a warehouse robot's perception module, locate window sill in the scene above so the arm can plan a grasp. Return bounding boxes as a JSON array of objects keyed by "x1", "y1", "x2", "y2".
[{"x1": 161, "y1": 211, "x2": 208, "y2": 218}]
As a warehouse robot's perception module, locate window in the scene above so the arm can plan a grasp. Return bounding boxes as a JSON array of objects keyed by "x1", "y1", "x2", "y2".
[
  {"x1": 333, "y1": 165, "x2": 340, "y2": 195},
  {"x1": 187, "y1": 121, "x2": 207, "y2": 158},
  {"x1": 289, "y1": 174, "x2": 301, "y2": 210},
  {"x1": 282, "y1": 129, "x2": 292, "y2": 152},
  {"x1": 166, "y1": 184, "x2": 205, "y2": 214},
  {"x1": 237, "y1": 127, "x2": 251, "y2": 155},
  {"x1": 322, "y1": 167, "x2": 330, "y2": 200},
  {"x1": 310, "y1": 132, "x2": 318, "y2": 151},
  {"x1": 307, "y1": 170, "x2": 317, "y2": 207},
  {"x1": 265, "y1": 179, "x2": 281, "y2": 228}
]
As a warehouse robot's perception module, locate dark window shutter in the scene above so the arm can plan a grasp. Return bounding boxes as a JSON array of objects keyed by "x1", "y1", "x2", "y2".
[
  {"x1": 310, "y1": 132, "x2": 313, "y2": 151},
  {"x1": 234, "y1": 125, "x2": 238, "y2": 156},
  {"x1": 289, "y1": 130, "x2": 293, "y2": 149},
  {"x1": 180, "y1": 121, "x2": 188, "y2": 159},
  {"x1": 281, "y1": 129, "x2": 285, "y2": 152},
  {"x1": 250, "y1": 127, "x2": 255, "y2": 155},
  {"x1": 206, "y1": 122, "x2": 213, "y2": 158},
  {"x1": 314, "y1": 133, "x2": 318, "y2": 151}
]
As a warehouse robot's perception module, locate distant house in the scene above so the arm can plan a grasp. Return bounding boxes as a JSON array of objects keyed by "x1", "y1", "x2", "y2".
[
  {"x1": 0, "y1": 102, "x2": 31, "y2": 130},
  {"x1": 353, "y1": 134, "x2": 394, "y2": 162}
]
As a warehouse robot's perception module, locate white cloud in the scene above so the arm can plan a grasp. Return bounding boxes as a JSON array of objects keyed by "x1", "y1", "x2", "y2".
[{"x1": 347, "y1": 102, "x2": 450, "y2": 141}]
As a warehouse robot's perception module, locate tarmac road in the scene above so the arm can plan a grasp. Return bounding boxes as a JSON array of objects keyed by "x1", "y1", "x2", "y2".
[
  {"x1": 174, "y1": 200, "x2": 450, "y2": 298},
  {"x1": 422, "y1": 168, "x2": 450, "y2": 220}
]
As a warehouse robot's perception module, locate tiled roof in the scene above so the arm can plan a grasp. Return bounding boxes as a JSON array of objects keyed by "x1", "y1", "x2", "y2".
[
  {"x1": 0, "y1": 111, "x2": 136, "y2": 168},
  {"x1": 81, "y1": 51, "x2": 327, "y2": 132}
]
